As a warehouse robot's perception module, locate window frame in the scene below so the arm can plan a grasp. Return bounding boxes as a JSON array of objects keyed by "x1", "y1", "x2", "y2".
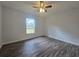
[{"x1": 25, "y1": 17, "x2": 35, "y2": 34}]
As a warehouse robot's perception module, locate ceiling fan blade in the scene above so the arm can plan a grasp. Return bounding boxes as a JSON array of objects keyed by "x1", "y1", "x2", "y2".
[
  {"x1": 32, "y1": 5, "x2": 39, "y2": 8},
  {"x1": 45, "y1": 5, "x2": 52, "y2": 8}
]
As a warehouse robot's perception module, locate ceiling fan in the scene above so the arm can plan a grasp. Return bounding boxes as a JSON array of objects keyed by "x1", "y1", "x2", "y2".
[{"x1": 32, "y1": 1, "x2": 52, "y2": 13}]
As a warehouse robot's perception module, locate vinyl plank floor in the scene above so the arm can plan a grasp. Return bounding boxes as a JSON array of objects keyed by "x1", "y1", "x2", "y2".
[{"x1": 0, "y1": 36, "x2": 79, "y2": 57}]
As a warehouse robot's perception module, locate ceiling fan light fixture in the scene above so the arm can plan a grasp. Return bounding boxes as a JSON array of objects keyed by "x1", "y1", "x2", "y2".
[
  {"x1": 39, "y1": 8, "x2": 45, "y2": 13},
  {"x1": 32, "y1": 1, "x2": 52, "y2": 13}
]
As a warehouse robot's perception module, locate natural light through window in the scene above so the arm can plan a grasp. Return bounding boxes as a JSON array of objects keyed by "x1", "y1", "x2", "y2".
[{"x1": 26, "y1": 18, "x2": 35, "y2": 34}]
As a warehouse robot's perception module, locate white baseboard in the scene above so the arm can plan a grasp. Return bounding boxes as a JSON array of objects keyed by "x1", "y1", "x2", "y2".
[
  {"x1": 2, "y1": 35, "x2": 45, "y2": 45},
  {"x1": 2, "y1": 38, "x2": 27, "y2": 45},
  {"x1": 48, "y1": 35, "x2": 79, "y2": 46}
]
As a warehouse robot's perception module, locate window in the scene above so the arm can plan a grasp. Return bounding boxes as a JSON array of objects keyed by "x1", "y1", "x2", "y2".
[{"x1": 26, "y1": 18, "x2": 35, "y2": 34}]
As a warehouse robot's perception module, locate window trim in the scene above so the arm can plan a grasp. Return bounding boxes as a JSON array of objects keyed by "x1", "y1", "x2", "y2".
[{"x1": 25, "y1": 18, "x2": 35, "y2": 34}]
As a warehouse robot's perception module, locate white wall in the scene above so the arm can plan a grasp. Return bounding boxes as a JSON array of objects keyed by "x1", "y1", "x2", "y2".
[
  {"x1": 46, "y1": 8, "x2": 79, "y2": 46},
  {"x1": 0, "y1": 3, "x2": 2, "y2": 48},
  {"x1": 2, "y1": 2, "x2": 79, "y2": 46},
  {"x1": 2, "y1": 6, "x2": 45, "y2": 45}
]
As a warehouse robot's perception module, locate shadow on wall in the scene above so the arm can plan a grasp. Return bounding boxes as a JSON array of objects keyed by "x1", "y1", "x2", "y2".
[{"x1": 48, "y1": 26, "x2": 79, "y2": 46}]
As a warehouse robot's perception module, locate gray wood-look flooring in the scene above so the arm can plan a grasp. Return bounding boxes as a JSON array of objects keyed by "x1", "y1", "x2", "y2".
[{"x1": 0, "y1": 36, "x2": 79, "y2": 57}]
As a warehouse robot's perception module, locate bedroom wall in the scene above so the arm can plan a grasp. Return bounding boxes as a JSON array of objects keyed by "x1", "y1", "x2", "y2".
[
  {"x1": 2, "y1": 2, "x2": 79, "y2": 46},
  {"x1": 46, "y1": 8, "x2": 79, "y2": 46},
  {"x1": 2, "y1": 6, "x2": 45, "y2": 45},
  {"x1": 0, "y1": 3, "x2": 2, "y2": 48}
]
